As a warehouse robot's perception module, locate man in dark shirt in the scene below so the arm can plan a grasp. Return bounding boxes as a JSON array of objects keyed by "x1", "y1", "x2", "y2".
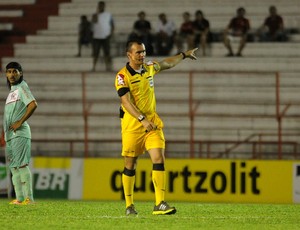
[
  {"x1": 257, "y1": 6, "x2": 286, "y2": 42},
  {"x1": 223, "y1": 7, "x2": 250, "y2": 57},
  {"x1": 128, "y1": 11, "x2": 154, "y2": 55},
  {"x1": 76, "y1": 15, "x2": 92, "y2": 57},
  {"x1": 176, "y1": 12, "x2": 194, "y2": 53},
  {"x1": 193, "y1": 10, "x2": 210, "y2": 56}
]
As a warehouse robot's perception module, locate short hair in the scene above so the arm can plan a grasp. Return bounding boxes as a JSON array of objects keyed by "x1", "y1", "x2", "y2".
[
  {"x1": 183, "y1": 12, "x2": 190, "y2": 17},
  {"x1": 237, "y1": 7, "x2": 245, "y2": 14},
  {"x1": 126, "y1": 39, "x2": 143, "y2": 52},
  {"x1": 158, "y1": 13, "x2": 166, "y2": 19},
  {"x1": 138, "y1": 11, "x2": 145, "y2": 17},
  {"x1": 98, "y1": 1, "x2": 105, "y2": 8},
  {"x1": 269, "y1": 5, "x2": 276, "y2": 12},
  {"x1": 195, "y1": 10, "x2": 203, "y2": 16}
]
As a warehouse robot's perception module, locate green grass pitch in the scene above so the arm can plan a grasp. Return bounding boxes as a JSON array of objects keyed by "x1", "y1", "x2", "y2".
[{"x1": 1, "y1": 199, "x2": 300, "y2": 229}]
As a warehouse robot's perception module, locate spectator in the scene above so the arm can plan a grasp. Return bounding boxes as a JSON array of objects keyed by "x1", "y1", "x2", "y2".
[
  {"x1": 192, "y1": 10, "x2": 210, "y2": 56},
  {"x1": 175, "y1": 12, "x2": 195, "y2": 53},
  {"x1": 223, "y1": 7, "x2": 250, "y2": 57},
  {"x1": 76, "y1": 15, "x2": 92, "y2": 57},
  {"x1": 92, "y1": 1, "x2": 114, "y2": 71},
  {"x1": 128, "y1": 11, "x2": 154, "y2": 55},
  {"x1": 257, "y1": 6, "x2": 287, "y2": 42},
  {"x1": 155, "y1": 13, "x2": 176, "y2": 56}
]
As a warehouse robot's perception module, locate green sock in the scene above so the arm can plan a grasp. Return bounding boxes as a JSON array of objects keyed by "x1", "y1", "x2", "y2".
[
  {"x1": 10, "y1": 168, "x2": 24, "y2": 202},
  {"x1": 19, "y1": 166, "x2": 34, "y2": 201}
]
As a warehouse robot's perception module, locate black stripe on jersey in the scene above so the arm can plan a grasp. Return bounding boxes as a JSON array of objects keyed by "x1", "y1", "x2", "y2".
[
  {"x1": 131, "y1": 80, "x2": 140, "y2": 84},
  {"x1": 146, "y1": 76, "x2": 152, "y2": 79},
  {"x1": 118, "y1": 87, "x2": 129, "y2": 97}
]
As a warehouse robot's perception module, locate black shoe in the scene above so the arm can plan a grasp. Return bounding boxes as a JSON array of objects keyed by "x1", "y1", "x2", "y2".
[
  {"x1": 125, "y1": 204, "x2": 138, "y2": 216},
  {"x1": 152, "y1": 201, "x2": 176, "y2": 215},
  {"x1": 236, "y1": 53, "x2": 243, "y2": 57},
  {"x1": 226, "y1": 53, "x2": 234, "y2": 57}
]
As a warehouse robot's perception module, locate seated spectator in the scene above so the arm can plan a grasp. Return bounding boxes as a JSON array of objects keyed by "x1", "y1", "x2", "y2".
[
  {"x1": 155, "y1": 13, "x2": 176, "y2": 56},
  {"x1": 192, "y1": 10, "x2": 210, "y2": 56},
  {"x1": 76, "y1": 15, "x2": 92, "y2": 57},
  {"x1": 175, "y1": 12, "x2": 194, "y2": 53},
  {"x1": 257, "y1": 6, "x2": 287, "y2": 42},
  {"x1": 128, "y1": 11, "x2": 154, "y2": 55},
  {"x1": 223, "y1": 7, "x2": 250, "y2": 57}
]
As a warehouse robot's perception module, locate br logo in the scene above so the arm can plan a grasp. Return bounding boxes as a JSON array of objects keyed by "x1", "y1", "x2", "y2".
[{"x1": 33, "y1": 171, "x2": 69, "y2": 198}]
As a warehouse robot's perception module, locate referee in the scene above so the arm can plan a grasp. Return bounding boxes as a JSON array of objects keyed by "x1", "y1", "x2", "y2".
[
  {"x1": 3, "y1": 62, "x2": 37, "y2": 205},
  {"x1": 115, "y1": 40, "x2": 197, "y2": 215}
]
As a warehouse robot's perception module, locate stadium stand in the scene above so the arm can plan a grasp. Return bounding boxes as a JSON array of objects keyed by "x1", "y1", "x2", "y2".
[
  {"x1": 1, "y1": 0, "x2": 300, "y2": 159},
  {"x1": 0, "y1": 0, "x2": 71, "y2": 68}
]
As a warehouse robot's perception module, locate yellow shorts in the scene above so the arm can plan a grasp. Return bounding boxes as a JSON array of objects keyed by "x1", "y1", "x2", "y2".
[{"x1": 121, "y1": 129, "x2": 165, "y2": 157}]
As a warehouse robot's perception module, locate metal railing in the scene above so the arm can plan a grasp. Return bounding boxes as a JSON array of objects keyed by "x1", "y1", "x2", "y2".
[{"x1": 1, "y1": 70, "x2": 300, "y2": 159}]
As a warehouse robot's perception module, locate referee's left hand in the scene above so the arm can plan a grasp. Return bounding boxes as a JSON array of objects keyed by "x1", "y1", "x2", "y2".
[{"x1": 185, "y1": 48, "x2": 198, "y2": 60}]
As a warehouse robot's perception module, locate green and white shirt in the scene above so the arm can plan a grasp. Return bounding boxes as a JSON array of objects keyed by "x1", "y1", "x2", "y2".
[{"x1": 3, "y1": 80, "x2": 36, "y2": 141}]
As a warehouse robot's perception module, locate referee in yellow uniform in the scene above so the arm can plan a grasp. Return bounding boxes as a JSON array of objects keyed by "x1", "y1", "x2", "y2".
[{"x1": 115, "y1": 40, "x2": 197, "y2": 215}]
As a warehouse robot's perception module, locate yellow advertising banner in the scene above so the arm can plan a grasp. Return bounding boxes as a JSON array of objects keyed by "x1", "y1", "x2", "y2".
[{"x1": 83, "y1": 158, "x2": 300, "y2": 204}]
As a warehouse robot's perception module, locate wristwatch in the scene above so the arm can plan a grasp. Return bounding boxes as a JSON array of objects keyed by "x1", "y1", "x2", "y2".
[{"x1": 138, "y1": 115, "x2": 145, "y2": 122}]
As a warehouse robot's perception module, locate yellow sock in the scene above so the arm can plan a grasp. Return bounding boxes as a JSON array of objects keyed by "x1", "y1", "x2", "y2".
[
  {"x1": 152, "y1": 170, "x2": 166, "y2": 205},
  {"x1": 122, "y1": 173, "x2": 135, "y2": 208}
]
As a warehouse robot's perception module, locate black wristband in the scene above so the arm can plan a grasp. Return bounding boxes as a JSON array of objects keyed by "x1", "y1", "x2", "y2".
[{"x1": 180, "y1": 52, "x2": 186, "y2": 59}]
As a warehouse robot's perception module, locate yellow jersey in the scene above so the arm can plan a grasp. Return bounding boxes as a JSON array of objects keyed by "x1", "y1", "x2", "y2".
[{"x1": 115, "y1": 61, "x2": 164, "y2": 133}]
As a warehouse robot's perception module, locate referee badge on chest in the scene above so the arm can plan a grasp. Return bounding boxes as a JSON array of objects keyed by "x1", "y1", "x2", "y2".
[{"x1": 149, "y1": 78, "x2": 154, "y2": 87}]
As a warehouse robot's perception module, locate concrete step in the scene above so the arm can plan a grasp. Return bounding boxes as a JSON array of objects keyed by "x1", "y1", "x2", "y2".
[
  {"x1": 0, "y1": 22, "x2": 12, "y2": 30},
  {"x1": 290, "y1": 34, "x2": 300, "y2": 42},
  {"x1": 3, "y1": 56, "x2": 300, "y2": 72},
  {"x1": 47, "y1": 14, "x2": 300, "y2": 33},
  {"x1": 26, "y1": 34, "x2": 77, "y2": 43},
  {"x1": 13, "y1": 41, "x2": 123, "y2": 57},
  {"x1": 0, "y1": 0, "x2": 35, "y2": 4},
  {"x1": 1, "y1": 56, "x2": 93, "y2": 71},
  {"x1": 12, "y1": 42, "x2": 300, "y2": 58},
  {"x1": 59, "y1": 1, "x2": 300, "y2": 16},
  {"x1": 23, "y1": 112, "x2": 300, "y2": 130},
  {"x1": 1, "y1": 94, "x2": 299, "y2": 118},
  {"x1": 3, "y1": 71, "x2": 298, "y2": 86},
  {"x1": 0, "y1": 9, "x2": 23, "y2": 17},
  {"x1": 25, "y1": 115, "x2": 300, "y2": 143}
]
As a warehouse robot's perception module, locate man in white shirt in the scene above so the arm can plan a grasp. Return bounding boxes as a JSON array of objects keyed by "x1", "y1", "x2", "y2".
[
  {"x1": 155, "y1": 13, "x2": 176, "y2": 56},
  {"x1": 92, "y1": 1, "x2": 114, "y2": 71}
]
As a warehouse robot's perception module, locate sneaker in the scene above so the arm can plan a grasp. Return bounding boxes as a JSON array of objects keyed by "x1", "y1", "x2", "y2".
[
  {"x1": 125, "y1": 204, "x2": 138, "y2": 216},
  {"x1": 9, "y1": 199, "x2": 23, "y2": 205},
  {"x1": 152, "y1": 201, "x2": 176, "y2": 215},
  {"x1": 22, "y1": 198, "x2": 35, "y2": 205}
]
